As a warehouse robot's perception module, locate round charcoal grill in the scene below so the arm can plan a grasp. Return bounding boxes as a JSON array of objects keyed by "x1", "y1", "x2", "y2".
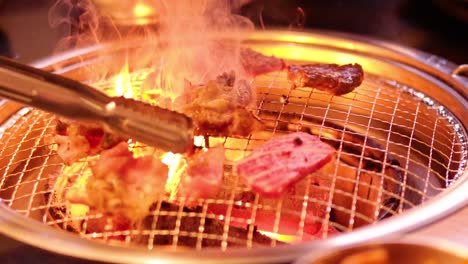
[{"x1": 0, "y1": 31, "x2": 466, "y2": 263}]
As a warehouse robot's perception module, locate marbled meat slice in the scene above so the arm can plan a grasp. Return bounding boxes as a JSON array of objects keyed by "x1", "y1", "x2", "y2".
[
  {"x1": 234, "y1": 132, "x2": 335, "y2": 197},
  {"x1": 177, "y1": 145, "x2": 225, "y2": 202},
  {"x1": 53, "y1": 119, "x2": 125, "y2": 165},
  {"x1": 240, "y1": 47, "x2": 286, "y2": 76},
  {"x1": 287, "y1": 63, "x2": 364, "y2": 95},
  {"x1": 67, "y1": 142, "x2": 168, "y2": 221}
]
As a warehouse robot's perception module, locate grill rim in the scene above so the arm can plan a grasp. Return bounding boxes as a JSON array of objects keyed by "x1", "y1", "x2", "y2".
[{"x1": 0, "y1": 29, "x2": 466, "y2": 264}]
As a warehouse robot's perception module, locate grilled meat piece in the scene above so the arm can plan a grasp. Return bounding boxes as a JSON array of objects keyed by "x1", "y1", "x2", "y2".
[
  {"x1": 287, "y1": 63, "x2": 364, "y2": 95},
  {"x1": 181, "y1": 72, "x2": 261, "y2": 136},
  {"x1": 139, "y1": 202, "x2": 277, "y2": 247},
  {"x1": 240, "y1": 47, "x2": 286, "y2": 76},
  {"x1": 177, "y1": 145, "x2": 225, "y2": 203},
  {"x1": 234, "y1": 132, "x2": 335, "y2": 197},
  {"x1": 53, "y1": 119, "x2": 125, "y2": 165},
  {"x1": 67, "y1": 142, "x2": 169, "y2": 221}
]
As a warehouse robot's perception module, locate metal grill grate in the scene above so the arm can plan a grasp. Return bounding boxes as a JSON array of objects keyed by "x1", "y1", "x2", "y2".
[{"x1": 0, "y1": 67, "x2": 466, "y2": 250}]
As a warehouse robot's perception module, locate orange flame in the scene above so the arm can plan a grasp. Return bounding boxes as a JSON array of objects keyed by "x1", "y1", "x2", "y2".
[
  {"x1": 161, "y1": 152, "x2": 186, "y2": 197},
  {"x1": 114, "y1": 63, "x2": 133, "y2": 98},
  {"x1": 134, "y1": 2, "x2": 154, "y2": 18},
  {"x1": 193, "y1": 135, "x2": 206, "y2": 148},
  {"x1": 160, "y1": 136, "x2": 205, "y2": 197},
  {"x1": 258, "y1": 230, "x2": 298, "y2": 243}
]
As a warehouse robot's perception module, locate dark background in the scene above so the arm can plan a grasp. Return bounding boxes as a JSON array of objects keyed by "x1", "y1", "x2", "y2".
[
  {"x1": 0, "y1": 0, "x2": 467, "y2": 64},
  {"x1": 241, "y1": 0, "x2": 468, "y2": 64},
  {"x1": 0, "y1": 0, "x2": 467, "y2": 263}
]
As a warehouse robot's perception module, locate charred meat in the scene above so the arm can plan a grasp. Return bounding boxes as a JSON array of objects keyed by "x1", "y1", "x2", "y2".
[
  {"x1": 67, "y1": 142, "x2": 168, "y2": 221},
  {"x1": 287, "y1": 63, "x2": 364, "y2": 95},
  {"x1": 53, "y1": 119, "x2": 125, "y2": 165},
  {"x1": 239, "y1": 47, "x2": 364, "y2": 96},
  {"x1": 181, "y1": 72, "x2": 261, "y2": 136},
  {"x1": 234, "y1": 132, "x2": 335, "y2": 197}
]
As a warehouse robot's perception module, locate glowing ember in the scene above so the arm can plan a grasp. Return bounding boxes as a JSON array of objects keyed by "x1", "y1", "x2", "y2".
[
  {"x1": 193, "y1": 136, "x2": 206, "y2": 148},
  {"x1": 133, "y1": 2, "x2": 154, "y2": 18},
  {"x1": 69, "y1": 204, "x2": 89, "y2": 218},
  {"x1": 258, "y1": 231, "x2": 298, "y2": 243}
]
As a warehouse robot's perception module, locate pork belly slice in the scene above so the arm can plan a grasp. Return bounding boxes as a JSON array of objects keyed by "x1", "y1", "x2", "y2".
[
  {"x1": 67, "y1": 142, "x2": 168, "y2": 221},
  {"x1": 287, "y1": 63, "x2": 364, "y2": 96},
  {"x1": 53, "y1": 119, "x2": 126, "y2": 165},
  {"x1": 181, "y1": 72, "x2": 261, "y2": 137},
  {"x1": 234, "y1": 132, "x2": 335, "y2": 197},
  {"x1": 177, "y1": 145, "x2": 225, "y2": 202}
]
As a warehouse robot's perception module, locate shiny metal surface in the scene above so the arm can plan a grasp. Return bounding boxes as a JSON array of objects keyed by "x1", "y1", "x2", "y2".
[
  {"x1": 0, "y1": 30, "x2": 466, "y2": 264},
  {"x1": 452, "y1": 64, "x2": 468, "y2": 76},
  {"x1": 452, "y1": 64, "x2": 468, "y2": 88},
  {"x1": 294, "y1": 236, "x2": 468, "y2": 264},
  {"x1": 0, "y1": 56, "x2": 193, "y2": 153}
]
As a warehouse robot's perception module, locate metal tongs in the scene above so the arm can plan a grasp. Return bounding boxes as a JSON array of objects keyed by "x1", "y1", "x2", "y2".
[{"x1": 0, "y1": 56, "x2": 193, "y2": 153}]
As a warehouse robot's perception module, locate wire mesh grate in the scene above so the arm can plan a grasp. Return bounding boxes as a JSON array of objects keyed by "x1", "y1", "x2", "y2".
[{"x1": 0, "y1": 67, "x2": 466, "y2": 250}]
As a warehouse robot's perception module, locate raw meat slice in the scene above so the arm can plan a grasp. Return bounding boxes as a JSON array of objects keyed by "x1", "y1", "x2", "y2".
[{"x1": 234, "y1": 132, "x2": 335, "y2": 197}]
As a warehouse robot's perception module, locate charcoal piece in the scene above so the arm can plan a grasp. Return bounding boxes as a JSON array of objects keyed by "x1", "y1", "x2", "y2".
[{"x1": 139, "y1": 202, "x2": 277, "y2": 248}]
